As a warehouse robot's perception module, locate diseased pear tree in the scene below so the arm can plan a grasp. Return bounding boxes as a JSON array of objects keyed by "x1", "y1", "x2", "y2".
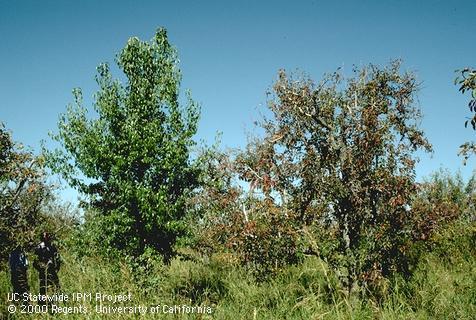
[
  {"x1": 0, "y1": 123, "x2": 50, "y2": 263},
  {"x1": 238, "y1": 61, "x2": 432, "y2": 292},
  {"x1": 46, "y1": 28, "x2": 200, "y2": 260},
  {"x1": 186, "y1": 144, "x2": 302, "y2": 279},
  {"x1": 456, "y1": 67, "x2": 476, "y2": 163}
]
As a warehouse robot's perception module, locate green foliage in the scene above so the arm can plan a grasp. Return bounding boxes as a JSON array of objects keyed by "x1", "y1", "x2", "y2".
[
  {"x1": 0, "y1": 123, "x2": 50, "y2": 263},
  {"x1": 2, "y1": 231, "x2": 474, "y2": 319},
  {"x1": 455, "y1": 67, "x2": 476, "y2": 163},
  {"x1": 1, "y1": 168, "x2": 474, "y2": 318},
  {"x1": 405, "y1": 206, "x2": 476, "y2": 320},
  {"x1": 164, "y1": 257, "x2": 228, "y2": 305},
  {"x1": 46, "y1": 28, "x2": 200, "y2": 260}
]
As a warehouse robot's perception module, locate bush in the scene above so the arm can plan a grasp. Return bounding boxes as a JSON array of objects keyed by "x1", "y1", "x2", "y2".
[{"x1": 411, "y1": 170, "x2": 475, "y2": 252}]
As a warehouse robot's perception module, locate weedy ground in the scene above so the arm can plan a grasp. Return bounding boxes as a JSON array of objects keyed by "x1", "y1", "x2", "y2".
[{"x1": 1, "y1": 220, "x2": 474, "y2": 320}]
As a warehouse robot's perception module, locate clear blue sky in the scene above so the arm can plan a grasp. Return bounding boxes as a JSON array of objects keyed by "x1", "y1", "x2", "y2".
[{"x1": 1, "y1": 0, "x2": 475, "y2": 202}]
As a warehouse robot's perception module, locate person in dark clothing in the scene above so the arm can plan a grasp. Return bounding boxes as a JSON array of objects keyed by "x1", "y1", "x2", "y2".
[
  {"x1": 33, "y1": 232, "x2": 61, "y2": 300},
  {"x1": 9, "y1": 246, "x2": 30, "y2": 301}
]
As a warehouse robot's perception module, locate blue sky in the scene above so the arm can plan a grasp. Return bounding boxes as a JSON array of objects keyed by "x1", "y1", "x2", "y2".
[{"x1": 1, "y1": 0, "x2": 475, "y2": 202}]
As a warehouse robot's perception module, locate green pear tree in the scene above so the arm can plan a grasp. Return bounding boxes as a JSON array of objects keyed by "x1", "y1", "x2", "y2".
[{"x1": 46, "y1": 28, "x2": 200, "y2": 260}]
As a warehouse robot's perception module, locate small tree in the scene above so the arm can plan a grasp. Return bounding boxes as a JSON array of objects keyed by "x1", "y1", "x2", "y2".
[
  {"x1": 0, "y1": 123, "x2": 49, "y2": 262},
  {"x1": 189, "y1": 147, "x2": 301, "y2": 279},
  {"x1": 239, "y1": 61, "x2": 432, "y2": 293},
  {"x1": 456, "y1": 68, "x2": 476, "y2": 163},
  {"x1": 47, "y1": 28, "x2": 200, "y2": 260}
]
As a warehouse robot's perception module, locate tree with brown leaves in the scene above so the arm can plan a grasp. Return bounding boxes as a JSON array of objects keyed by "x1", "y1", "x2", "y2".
[{"x1": 238, "y1": 61, "x2": 432, "y2": 293}]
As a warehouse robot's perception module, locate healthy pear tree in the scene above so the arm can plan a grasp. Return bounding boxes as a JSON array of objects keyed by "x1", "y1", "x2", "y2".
[{"x1": 47, "y1": 28, "x2": 200, "y2": 260}]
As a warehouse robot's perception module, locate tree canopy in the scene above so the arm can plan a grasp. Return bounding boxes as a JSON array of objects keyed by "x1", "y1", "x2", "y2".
[
  {"x1": 232, "y1": 61, "x2": 432, "y2": 291},
  {"x1": 46, "y1": 28, "x2": 200, "y2": 260},
  {"x1": 0, "y1": 123, "x2": 49, "y2": 262}
]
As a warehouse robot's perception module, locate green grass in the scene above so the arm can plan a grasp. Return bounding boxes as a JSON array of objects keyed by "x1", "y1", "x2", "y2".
[{"x1": 1, "y1": 222, "x2": 474, "y2": 319}]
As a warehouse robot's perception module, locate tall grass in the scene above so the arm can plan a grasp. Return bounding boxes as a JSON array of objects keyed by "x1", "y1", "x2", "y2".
[{"x1": 1, "y1": 218, "x2": 474, "y2": 320}]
